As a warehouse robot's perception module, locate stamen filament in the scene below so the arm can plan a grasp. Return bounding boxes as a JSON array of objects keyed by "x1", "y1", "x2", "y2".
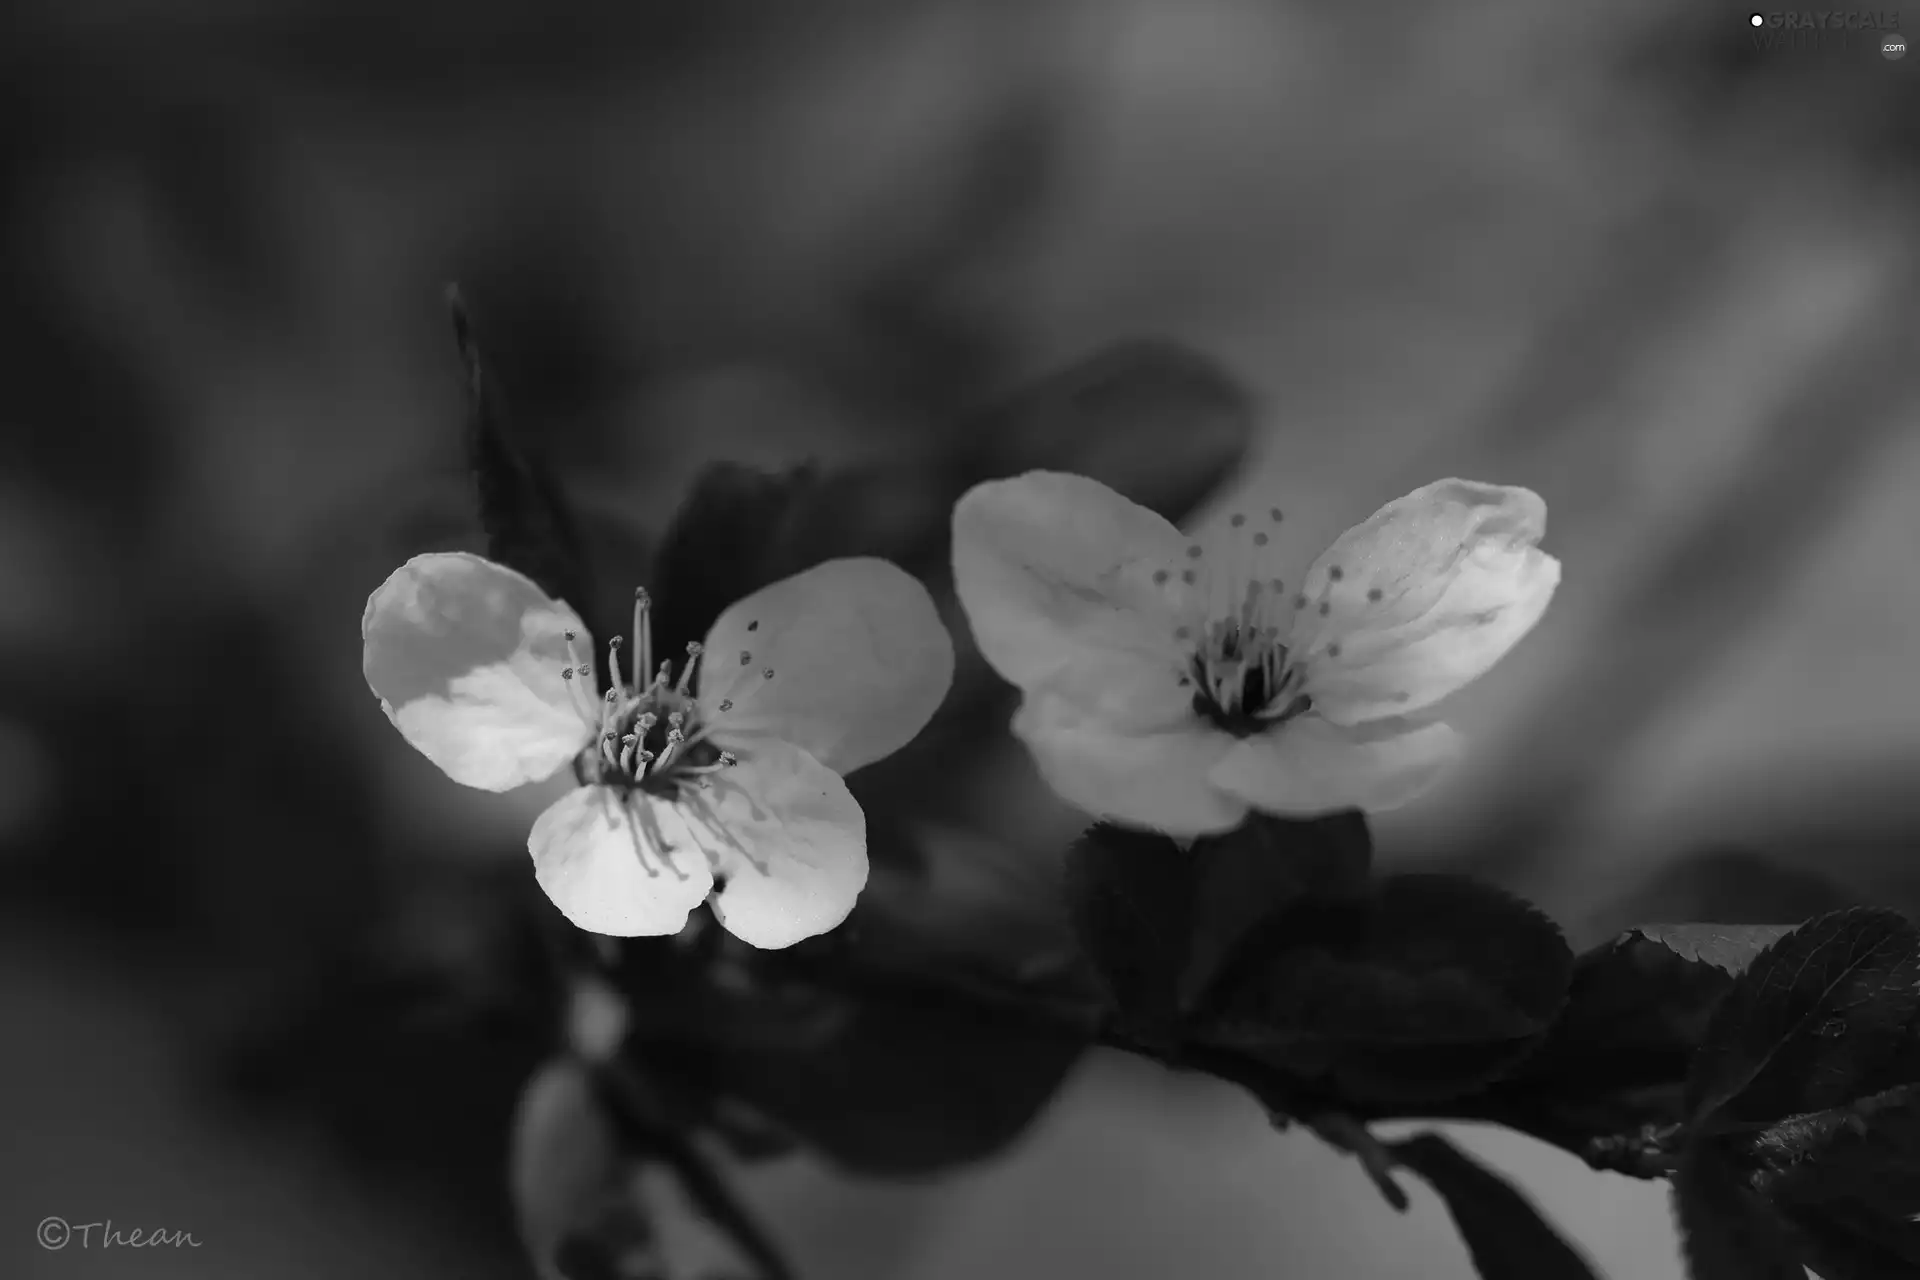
[
  {"x1": 675, "y1": 642, "x2": 703, "y2": 697},
  {"x1": 633, "y1": 588, "x2": 653, "y2": 696},
  {"x1": 607, "y1": 636, "x2": 626, "y2": 696}
]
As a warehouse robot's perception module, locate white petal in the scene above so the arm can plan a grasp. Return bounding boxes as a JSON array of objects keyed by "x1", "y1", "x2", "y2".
[
  {"x1": 528, "y1": 786, "x2": 714, "y2": 937},
  {"x1": 1208, "y1": 717, "x2": 1463, "y2": 816},
  {"x1": 363, "y1": 552, "x2": 595, "y2": 791},
  {"x1": 1288, "y1": 480, "x2": 1560, "y2": 726},
  {"x1": 697, "y1": 558, "x2": 954, "y2": 776},
  {"x1": 677, "y1": 737, "x2": 868, "y2": 950},
  {"x1": 951, "y1": 471, "x2": 1197, "y2": 695},
  {"x1": 1012, "y1": 691, "x2": 1246, "y2": 837}
]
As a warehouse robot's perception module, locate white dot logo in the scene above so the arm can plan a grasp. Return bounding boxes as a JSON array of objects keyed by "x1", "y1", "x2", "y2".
[
  {"x1": 1885, "y1": 34, "x2": 1908, "y2": 60},
  {"x1": 1749, "y1": 12, "x2": 1764, "y2": 26}
]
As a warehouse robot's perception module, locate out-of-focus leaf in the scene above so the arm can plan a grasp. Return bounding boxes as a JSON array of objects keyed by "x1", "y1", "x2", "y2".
[
  {"x1": 628, "y1": 971, "x2": 1087, "y2": 1177},
  {"x1": 1604, "y1": 848, "x2": 1858, "y2": 940},
  {"x1": 645, "y1": 462, "x2": 822, "y2": 660},
  {"x1": 512, "y1": 1059, "x2": 626, "y2": 1280},
  {"x1": 1686, "y1": 908, "x2": 1920, "y2": 1130},
  {"x1": 1064, "y1": 814, "x2": 1372, "y2": 1045},
  {"x1": 1630, "y1": 923, "x2": 1802, "y2": 976},
  {"x1": 1202, "y1": 875, "x2": 1573, "y2": 1104},
  {"x1": 448, "y1": 287, "x2": 593, "y2": 626},
  {"x1": 1389, "y1": 1133, "x2": 1601, "y2": 1280},
  {"x1": 961, "y1": 338, "x2": 1257, "y2": 524},
  {"x1": 511, "y1": 1058, "x2": 793, "y2": 1280},
  {"x1": 1672, "y1": 1146, "x2": 1809, "y2": 1280}
]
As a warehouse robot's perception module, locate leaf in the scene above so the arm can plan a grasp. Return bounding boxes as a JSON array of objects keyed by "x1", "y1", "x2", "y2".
[
  {"x1": 1686, "y1": 907, "x2": 1920, "y2": 1130},
  {"x1": 1201, "y1": 875, "x2": 1574, "y2": 1104},
  {"x1": 636, "y1": 975, "x2": 1087, "y2": 1177},
  {"x1": 961, "y1": 338, "x2": 1256, "y2": 524},
  {"x1": 1672, "y1": 1145, "x2": 1810, "y2": 1280},
  {"x1": 644, "y1": 462, "x2": 823, "y2": 661},
  {"x1": 1064, "y1": 814, "x2": 1372, "y2": 1044},
  {"x1": 512, "y1": 1059, "x2": 625, "y2": 1280},
  {"x1": 447, "y1": 286, "x2": 593, "y2": 621},
  {"x1": 1389, "y1": 1133, "x2": 1602, "y2": 1280},
  {"x1": 1763, "y1": 1087, "x2": 1920, "y2": 1207},
  {"x1": 510, "y1": 1058, "x2": 793, "y2": 1280},
  {"x1": 1631, "y1": 923, "x2": 1803, "y2": 976},
  {"x1": 1472, "y1": 929, "x2": 1735, "y2": 1172},
  {"x1": 1734, "y1": 1086, "x2": 1920, "y2": 1278}
]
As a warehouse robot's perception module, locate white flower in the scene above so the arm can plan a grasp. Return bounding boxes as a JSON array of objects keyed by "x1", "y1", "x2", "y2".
[
  {"x1": 362, "y1": 553, "x2": 954, "y2": 948},
  {"x1": 950, "y1": 472, "x2": 1560, "y2": 835}
]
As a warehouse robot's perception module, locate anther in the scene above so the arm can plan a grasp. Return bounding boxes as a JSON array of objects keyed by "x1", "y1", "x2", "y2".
[
  {"x1": 1367, "y1": 587, "x2": 1384, "y2": 601},
  {"x1": 1270, "y1": 577, "x2": 1284, "y2": 591},
  {"x1": 1328, "y1": 566, "x2": 1344, "y2": 582},
  {"x1": 1229, "y1": 512, "x2": 1246, "y2": 528},
  {"x1": 1153, "y1": 569, "x2": 1169, "y2": 585},
  {"x1": 739, "y1": 650, "x2": 752, "y2": 666},
  {"x1": 763, "y1": 668, "x2": 774, "y2": 679},
  {"x1": 561, "y1": 667, "x2": 575, "y2": 680},
  {"x1": 746, "y1": 620, "x2": 759, "y2": 632},
  {"x1": 1182, "y1": 569, "x2": 1198, "y2": 585},
  {"x1": 1186, "y1": 545, "x2": 1203, "y2": 560},
  {"x1": 718, "y1": 699, "x2": 733, "y2": 713},
  {"x1": 1318, "y1": 600, "x2": 1331, "y2": 616},
  {"x1": 1269, "y1": 508, "x2": 1284, "y2": 522},
  {"x1": 1253, "y1": 532, "x2": 1269, "y2": 546},
  {"x1": 1327, "y1": 643, "x2": 1342, "y2": 658}
]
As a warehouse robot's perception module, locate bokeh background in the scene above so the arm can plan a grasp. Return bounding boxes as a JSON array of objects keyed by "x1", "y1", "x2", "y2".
[{"x1": 5, "y1": 1, "x2": 1918, "y2": 1277}]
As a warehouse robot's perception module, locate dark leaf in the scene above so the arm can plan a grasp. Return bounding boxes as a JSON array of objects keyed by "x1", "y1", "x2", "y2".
[
  {"x1": 1065, "y1": 814, "x2": 1372, "y2": 1043},
  {"x1": 1729, "y1": 1086, "x2": 1920, "y2": 1278},
  {"x1": 447, "y1": 286, "x2": 593, "y2": 623},
  {"x1": 1202, "y1": 875, "x2": 1573, "y2": 1104},
  {"x1": 1389, "y1": 1133, "x2": 1602, "y2": 1280},
  {"x1": 1779, "y1": 1198, "x2": 1920, "y2": 1280},
  {"x1": 1063, "y1": 823, "x2": 1197, "y2": 1038},
  {"x1": 962, "y1": 338, "x2": 1256, "y2": 523},
  {"x1": 1472, "y1": 930, "x2": 1735, "y2": 1173},
  {"x1": 636, "y1": 976, "x2": 1086, "y2": 1177},
  {"x1": 1743, "y1": 1085, "x2": 1920, "y2": 1214},
  {"x1": 1632, "y1": 923, "x2": 1803, "y2": 976},
  {"x1": 645, "y1": 462, "x2": 822, "y2": 661},
  {"x1": 1686, "y1": 908, "x2": 1920, "y2": 1130},
  {"x1": 1672, "y1": 1145, "x2": 1809, "y2": 1280}
]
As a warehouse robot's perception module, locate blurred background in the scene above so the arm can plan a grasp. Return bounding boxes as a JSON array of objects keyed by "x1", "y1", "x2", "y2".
[{"x1": 4, "y1": 1, "x2": 1918, "y2": 1276}]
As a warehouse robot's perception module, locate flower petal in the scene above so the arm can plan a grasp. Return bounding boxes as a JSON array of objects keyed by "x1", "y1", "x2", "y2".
[
  {"x1": 528, "y1": 786, "x2": 714, "y2": 937},
  {"x1": 1289, "y1": 480, "x2": 1560, "y2": 726},
  {"x1": 1011, "y1": 691, "x2": 1245, "y2": 837},
  {"x1": 677, "y1": 737, "x2": 867, "y2": 950},
  {"x1": 697, "y1": 558, "x2": 953, "y2": 776},
  {"x1": 951, "y1": 471, "x2": 1198, "y2": 695},
  {"x1": 363, "y1": 552, "x2": 596, "y2": 791},
  {"x1": 1208, "y1": 717, "x2": 1463, "y2": 816}
]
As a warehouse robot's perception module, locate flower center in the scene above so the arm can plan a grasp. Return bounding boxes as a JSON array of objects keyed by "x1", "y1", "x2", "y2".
[
  {"x1": 557, "y1": 587, "x2": 771, "y2": 796},
  {"x1": 1158, "y1": 508, "x2": 1317, "y2": 738}
]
